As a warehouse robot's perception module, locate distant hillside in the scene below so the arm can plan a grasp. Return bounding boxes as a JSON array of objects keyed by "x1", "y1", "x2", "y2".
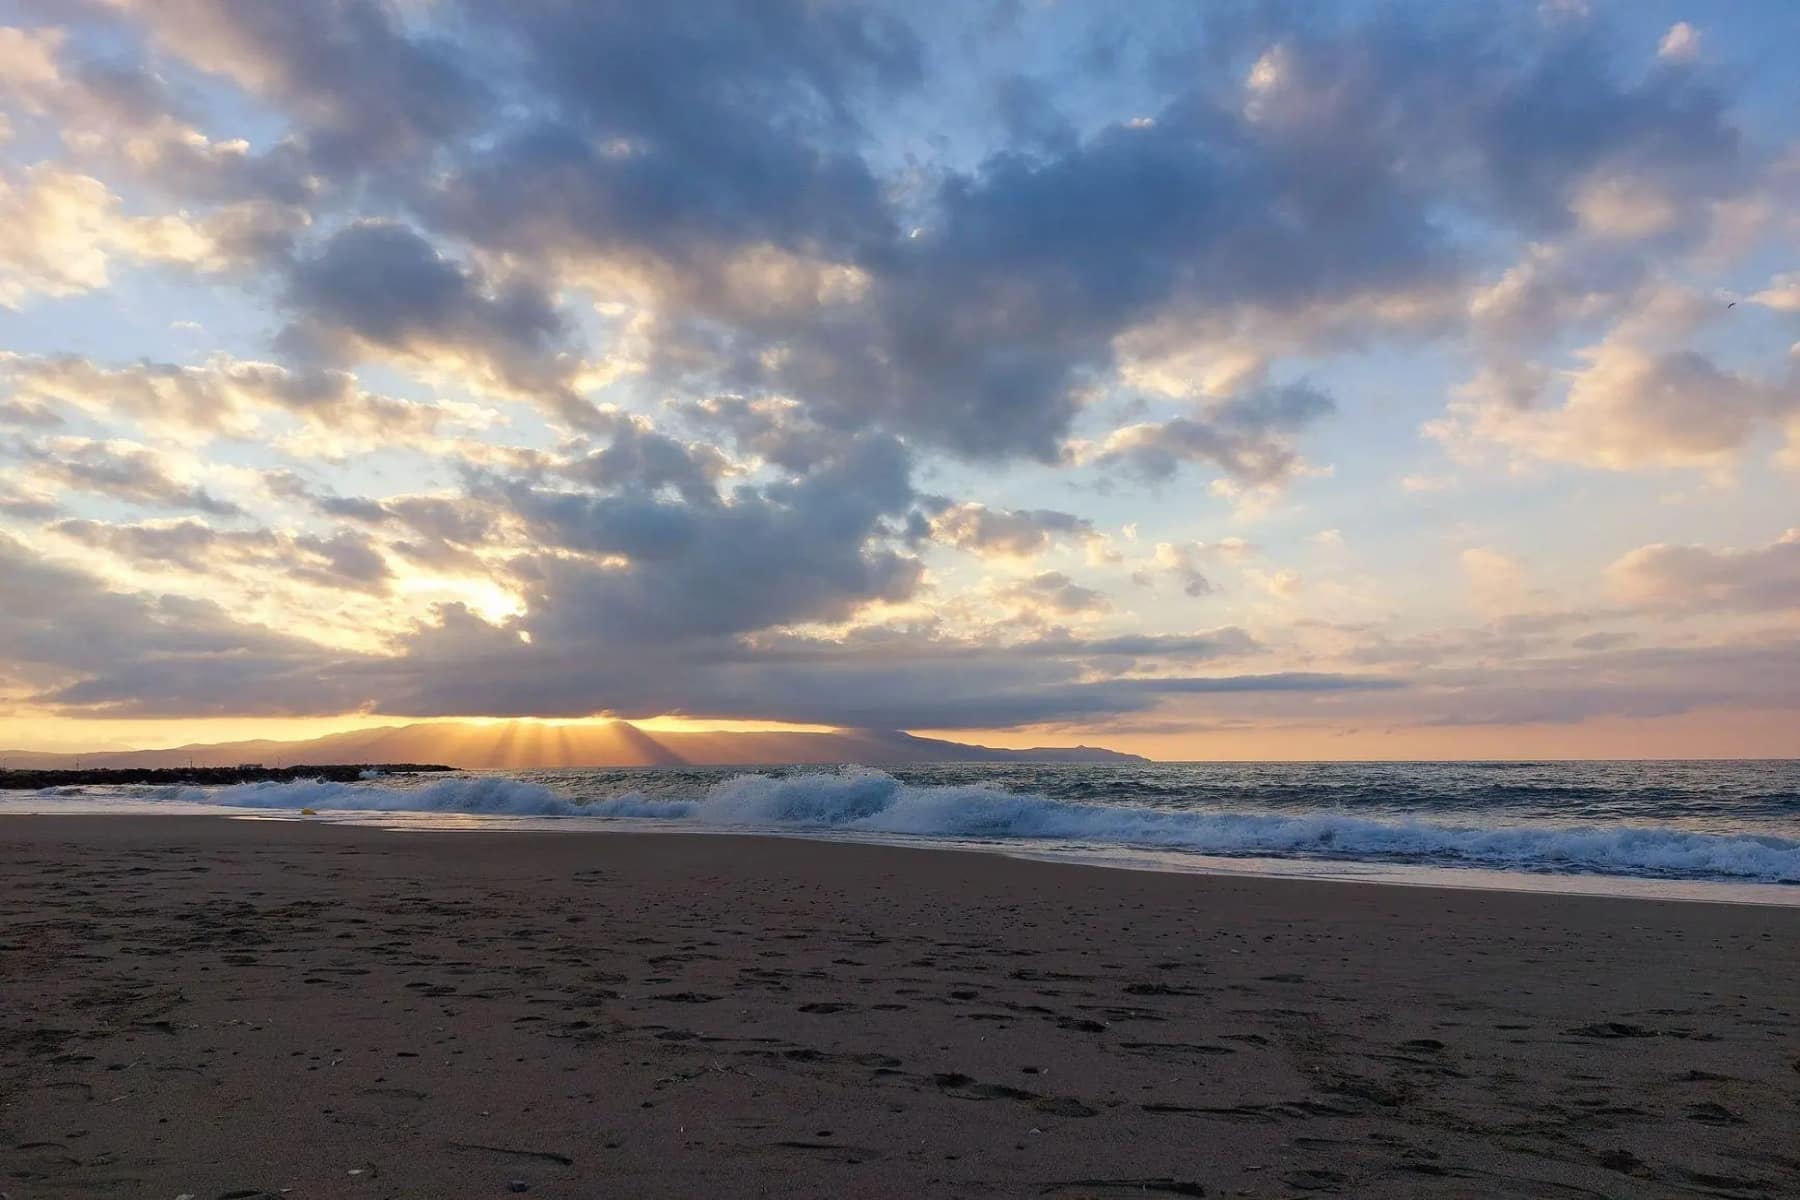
[{"x1": 0, "y1": 721, "x2": 1147, "y2": 770}]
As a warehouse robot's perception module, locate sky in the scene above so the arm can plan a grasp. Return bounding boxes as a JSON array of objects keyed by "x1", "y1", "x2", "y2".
[{"x1": 0, "y1": 0, "x2": 1797, "y2": 760}]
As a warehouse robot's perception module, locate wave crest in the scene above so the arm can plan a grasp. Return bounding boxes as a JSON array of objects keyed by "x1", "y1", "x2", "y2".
[
  {"x1": 210, "y1": 775, "x2": 586, "y2": 815},
  {"x1": 191, "y1": 768, "x2": 1800, "y2": 884}
]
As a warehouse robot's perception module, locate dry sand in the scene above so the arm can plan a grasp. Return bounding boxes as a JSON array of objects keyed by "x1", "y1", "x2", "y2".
[{"x1": 2, "y1": 816, "x2": 1797, "y2": 1199}]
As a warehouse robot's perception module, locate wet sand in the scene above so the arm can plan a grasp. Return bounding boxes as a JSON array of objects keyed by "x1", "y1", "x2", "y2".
[{"x1": 2, "y1": 816, "x2": 1797, "y2": 1199}]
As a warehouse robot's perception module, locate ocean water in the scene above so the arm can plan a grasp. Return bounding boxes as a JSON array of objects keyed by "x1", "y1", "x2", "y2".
[{"x1": 8, "y1": 760, "x2": 1799, "y2": 901}]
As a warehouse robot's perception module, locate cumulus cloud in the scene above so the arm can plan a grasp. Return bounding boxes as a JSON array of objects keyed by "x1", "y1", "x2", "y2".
[
  {"x1": 0, "y1": 352, "x2": 455, "y2": 445},
  {"x1": 391, "y1": 4, "x2": 1755, "y2": 464},
  {"x1": 0, "y1": 20, "x2": 318, "y2": 208},
  {"x1": 51, "y1": 517, "x2": 393, "y2": 594},
  {"x1": 993, "y1": 570, "x2": 1111, "y2": 617},
  {"x1": 108, "y1": 0, "x2": 482, "y2": 176},
  {"x1": 560, "y1": 413, "x2": 733, "y2": 507},
  {"x1": 1657, "y1": 22, "x2": 1702, "y2": 64},
  {"x1": 1750, "y1": 272, "x2": 1800, "y2": 312},
  {"x1": 0, "y1": 394, "x2": 61, "y2": 428},
  {"x1": 673, "y1": 396, "x2": 842, "y2": 475},
  {"x1": 494, "y1": 433, "x2": 921, "y2": 641},
  {"x1": 1133, "y1": 540, "x2": 1252, "y2": 598},
  {"x1": 430, "y1": 1, "x2": 913, "y2": 260},
  {"x1": 1091, "y1": 384, "x2": 1334, "y2": 484},
  {"x1": 11, "y1": 436, "x2": 242, "y2": 515},
  {"x1": 292, "y1": 488, "x2": 514, "y2": 576},
  {"x1": 927, "y1": 502, "x2": 1095, "y2": 559},
  {"x1": 278, "y1": 221, "x2": 592, "y2": 423},
  {"x1": 0, "y1": 483, "x2": 59, "y2": 519},
  {"x1": 0, "y1": 163, "x2": 219, "y2": 306},
  {"x1": 319, "y1": 492, "x2": 501, "y2": 543},
  {"x1": 1434, "y1": 288, "x2": 1798, "y2": 470},
  {"x1": 1, "y1": 3, "x2": 1795, "y2": 743},
  {"x1": 0, "y1": 25, "x2": 63, "y2": 108},
  {"x1": 1245, "y1": 567, "x2": 1303, "y2": 600},
  {"x1": 0, "y1": 532, "x2": 360, "y2": 716},
  {"x1": 1465, "y1": 243, "x2": 1643, "y2": 350},
  {"x1": 1456, "y1": 342, "x2": 1788, "y2": 470},
  {"x1": 1610, "y1": 529, "x2": 1800, "y2": 611}
]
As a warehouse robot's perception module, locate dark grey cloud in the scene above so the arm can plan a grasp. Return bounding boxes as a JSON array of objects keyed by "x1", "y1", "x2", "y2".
[
  {"x1": 343, "y1": 609, "x2": 1383, "y2": 730},
  {"x1": 56, "y1": 1, "x2": 1763, "y2": 475},
  {"x1": 279, "y1": 221, "x2": 590, "y2": 424},
  {"x1": 1017, "y1": 628, "x2": 1261, "y2": 661},
  {"x1": 1121, "y1": 672, "x2": 1402, "y2": 696},
  {"x1": 992, "y1": 74, "x2": 1076, "y2": 156},
  {"x1": 314, "y1": 494, "x2": 393, "y2": 524},
  {"x1": 702, "y1": 667, "x2": 1400, "y2": 731},
  {"x1": 744, "y1": 625, "x2": 1260, "y2": 665},
  {"x1": 1455, "y1": 29, "x2": 1746, "y2": 235},
  {"x1": 228, "y1": 2, "x2": 1432, "y2": 461},
  {"x1": 673, "y1": 396, "x2": 842, "y2": 474},
  {"x1": 430, "y1": 0, "x2": 916, "y2": 267},
  {"x1": 562, "y1": 417, "x2": 732, "y2": 507},
  {"x1": 497, "y1": 433, "x2": 918, "y2": 641},
  {"x1": 614, "y1": 8, "x2": 1753, "y2": 464}
]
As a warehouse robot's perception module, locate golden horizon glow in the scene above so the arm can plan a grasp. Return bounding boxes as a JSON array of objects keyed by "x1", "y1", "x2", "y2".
[
  {"x1": 916, "y1": 708, "x2": 1800, "y2": 761},
  {"x1": 3, "y1": 708, "x2": 1797, "y2": 761},
  {"x1": 0, "y1": 711, "x2": 846, "y2": 754}
]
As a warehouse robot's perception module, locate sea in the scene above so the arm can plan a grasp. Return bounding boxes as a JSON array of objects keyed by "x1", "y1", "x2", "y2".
[{"x1": 8, "y1": 760, "x2": 1799, "y2": 904}]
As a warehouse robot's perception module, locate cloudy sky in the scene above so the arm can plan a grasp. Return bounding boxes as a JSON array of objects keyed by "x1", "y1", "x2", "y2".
[{"x1": 1, "y1": 0, "x2": 1797, "y2": 759}]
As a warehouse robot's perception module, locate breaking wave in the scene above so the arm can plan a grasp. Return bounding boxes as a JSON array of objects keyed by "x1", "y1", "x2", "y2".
[
  {"x1": 192, "y1": 768, "x2": 1800, "y2": 884},
  {"x1": 207, "y1": 775, "x2": 586, "y2": 815}
]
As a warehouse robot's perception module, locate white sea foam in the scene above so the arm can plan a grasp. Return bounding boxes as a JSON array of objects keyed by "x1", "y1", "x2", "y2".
[
  {"x1": 175, "y1": 768, "x2": 1800, "y2": 884},
  {"x1": 208, "y1": 775, "x2": 586, "y2": 815}
]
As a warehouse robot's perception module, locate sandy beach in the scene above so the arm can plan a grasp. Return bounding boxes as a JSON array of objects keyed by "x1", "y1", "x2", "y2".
[{"x1": 2, "y1": 817, "x2": 1796, "y2": 1199}]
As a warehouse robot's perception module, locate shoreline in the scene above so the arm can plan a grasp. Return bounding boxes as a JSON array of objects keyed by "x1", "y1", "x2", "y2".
[
  {"x1": 5, "y1": 805, "x2": 1796, "y2": 908},
  {"x1": 280, "y1": 813, "x2": 1800, "y2": 908},
  {"x1": 4, "y1": 815, "x2": 1798, "y2": 1197}
]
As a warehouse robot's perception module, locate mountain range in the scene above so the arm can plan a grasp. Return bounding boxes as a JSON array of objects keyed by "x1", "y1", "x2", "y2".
[{"x1": 0, "y1": 721, "x2": 1146, "y2": 770}]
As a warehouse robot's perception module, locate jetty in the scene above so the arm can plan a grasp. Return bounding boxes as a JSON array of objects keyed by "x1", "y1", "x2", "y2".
[{"x1": 0, "y1": 764, "x2": 456, "y2": 790}]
